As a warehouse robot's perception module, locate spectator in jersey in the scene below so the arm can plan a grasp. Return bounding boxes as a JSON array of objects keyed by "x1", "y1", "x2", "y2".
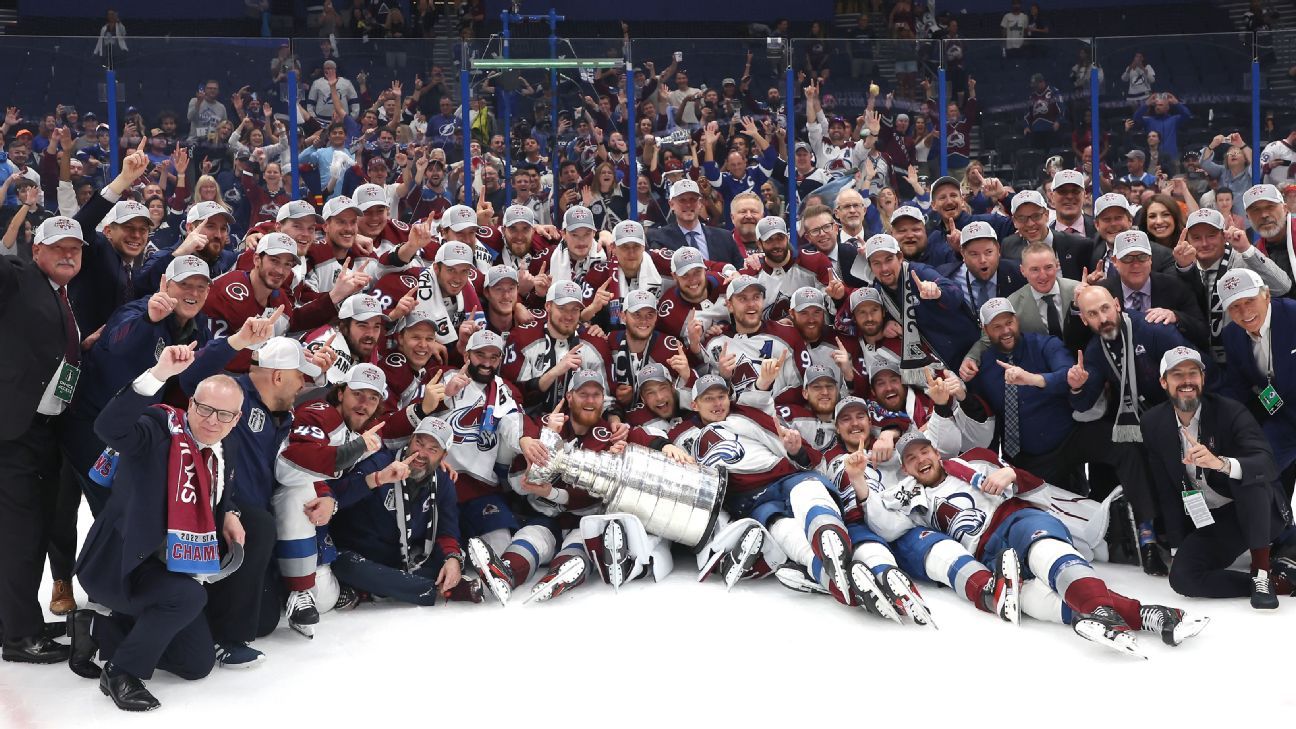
[
  {"x1": 702, "y1": 120, "x2": 776, "y2": 223},
  {"x1": 187, "y1": 80, "x2": 227, "y2": 142},
  {"x1": 308, "y1": 60, "x2": 359, "y2": 120},
  {"x1": 1023, "y1": 73, "x2": 1063, "y2": 151},
  {"x1": 1200, "y1": 134, "x2": 1254, "y2": 218}
]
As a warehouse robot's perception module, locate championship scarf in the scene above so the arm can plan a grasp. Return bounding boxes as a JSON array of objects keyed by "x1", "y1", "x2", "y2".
[
  {"x1": 158, "y1": 405, "x2": 222, "y2": 576},
  {"x1": 1099, "y1": 314, "x2": 1143, "y2": 443},
  {"x1": 1201, "y1": 240, "x2": 1232, "y2": 364},
  {"x1": 878, "y1": 262, "x2": 945, "y2": 386},
  {"x1": 547, "y1": 242, "x2": 606, "y2": 286},
  {"x1": 411, "y1": 267, "x2": 464, "y2": 346},
  {"x1": 389, "y1": 458, "x2": 437, "y2": 573}
]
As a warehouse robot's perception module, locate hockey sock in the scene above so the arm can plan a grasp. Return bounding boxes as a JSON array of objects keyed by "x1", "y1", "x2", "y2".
[
  {"x1": 921, "y1": 538, "x2": 992, "y2": 608},
  {"x1": 481, "y1": 528, "x2": 512, "y2": 556},
  {"x1": 1019, "y1": 579, "x2": 1069, "y2": 624},
  {"x1": 851, "y1": 540, "x2": 896, "y2": 575},
  {"x1": 1250, "y1": 546, "x2": 1271, "y2": 574},
  {"x1": 1137, "y1": 521, "x2": 1156, "y2": 547},
  {"x1": 503, "y1": 525, "x2": 557, "y2": 585},
  {"x1": 788, "y1": 479, "x2": 846, "y2": 546},
  {"x1": 1026, "y1": 538, "x2": 1109, "y2": 615},
  {"x1": 769, "y1": 517, "x2": 821, "y2": 583},
  {"x1": 1104, "y1": 590, "x2": 1144, "y2": 629}
]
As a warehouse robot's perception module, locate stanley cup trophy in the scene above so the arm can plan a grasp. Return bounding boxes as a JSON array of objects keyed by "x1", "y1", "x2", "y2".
[{"x1": 526, "y1": 430, "x2": 727, "y2": 548}]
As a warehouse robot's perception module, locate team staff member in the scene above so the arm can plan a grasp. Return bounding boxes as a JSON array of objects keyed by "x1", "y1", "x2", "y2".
[
  {"x1": 1219, "y1": 269, "x2": 1296, "y2": 500},
  {"x1": 1140, "y1": 346, "x2": 1295, "y2": 609},
  {"x1": 71, "y1": 345, "x2": 247, "y2": 711},
  {"x1": 0, "y1": 216, "x2": 85, "y2": 665}
]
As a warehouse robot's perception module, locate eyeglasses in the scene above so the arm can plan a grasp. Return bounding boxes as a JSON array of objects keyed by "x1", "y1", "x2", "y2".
[
  {"x1": 191, "y1": 399, "x2": 239, "y2": 424},
  {"x1": 1119, "y1": 254, "x2": 1151, "y2": 263},
  {"x1": 836, "y1": 203, "x2": 864, "y2": 210},
  {"x1": 806, "y1": 223, "x2": 836, "y2": 237},
  {"x1": 1013, "y1": 212, "x2": 1046, "y2": 224}
]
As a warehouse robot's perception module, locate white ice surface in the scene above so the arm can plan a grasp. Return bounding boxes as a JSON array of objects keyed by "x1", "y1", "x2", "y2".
[{"x1": 3, "y1": 526, "x2": 1295, "y2": 727}]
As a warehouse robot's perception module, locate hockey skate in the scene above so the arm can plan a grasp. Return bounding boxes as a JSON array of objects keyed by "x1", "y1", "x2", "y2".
[
  {"x1": 847, "y1": 561, "x2": 902, "y2": 624},
  {"x1": 879, "y1": 568, "x2": 936, "y2": 629},
  {"x1": 983, "y1": 549, "x2": 1021, "y2": 625},
  {"x1": 774, "y1": 564, "x2": 829, "y2": 595},
  {"x1": 600, "y1": 520, "x2": 632, "y2": 592},
  {"x1": 812, "y1": 525, "x2": 854, "y2": 607},
  {"x1": 467, "y1": 537, "x2": 515, "y2": 606},
  {"x1": 285, "y1": 590, "x2": 319, "y2": 639},
  {"x1": 1072, "y1": 606, "x2": 1145, "y2": 659},
  {"x1": 717, "y1": 523, "x2": 765, "y2": 591},
  {"x1": 524, "y1": 557, "x2": 587, "y2": 604},
  {"x1": 1138, "y1": 605, "x2": 1209, "y2": 646}
]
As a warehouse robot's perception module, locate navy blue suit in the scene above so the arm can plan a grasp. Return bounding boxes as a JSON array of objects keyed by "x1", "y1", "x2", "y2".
[
  {"x1": 874, "y1": 262, "x2": 980, "y2": 368},
  {"x1": 1071, "y1": 311, "x2": 1191, "y2": 413},
  {"x1": 647, "y1": 222, "x2": 745, "y2": 268},
  {"x1": 1141, "y1": 394, "x2": 1294, "y2": 598},
  {"x1": 922, "y1": 211, "x2": 1016, "y2": 269},
  {"x1": 65, "y1": 298, "x2": 212, "y2": 514},
  {"x1": 68, "y1": 192, "x2": 139, "y2": 337},
  {"x1": 135, "y1": 245, "x2": 239, "y2": 296},
  {"x1": 936, "y1": 257, "x2": 1028, "y2": 311},
  {"x1": 971, "y1": 332, "x2": 1075, "y2": 455},
  {"x1": 75, "y1": 384, "x2": 239, "y2": 680},
  {"x1": 1222, "y1": 297, "x2": 1296, "y2": 471}
]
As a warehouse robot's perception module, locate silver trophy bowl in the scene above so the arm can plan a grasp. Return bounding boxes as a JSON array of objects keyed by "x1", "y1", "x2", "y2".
[{"x1": 528, "y1": 431, "x2": 727, "y2": 548}]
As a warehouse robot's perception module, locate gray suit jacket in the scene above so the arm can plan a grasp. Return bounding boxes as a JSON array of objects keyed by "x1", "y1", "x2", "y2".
[{"x1": 963, "y1": 277, "x2": 1081, "y2": 363}]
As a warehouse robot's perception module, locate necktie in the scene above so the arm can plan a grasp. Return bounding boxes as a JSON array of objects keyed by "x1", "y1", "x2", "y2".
[
  {"x1": 1128, "y1": 290, "x2": 1146, "y2": 312},
  {"x1": 975, "y1": 279, "x2": 991, "y2": 309},
  {"x1": 200, "y1": 447, "x2": 218, "y2": 509},
  {"x1": 1002, "y1": 356, "x2": 1021, "y2": 458},
  {"x1": 1042, "y1": 293, "x2": 1062, "y2": 337},
  {"x1": 687, "y1": 230, "x2": 708, "y2": 259},
  {"x1": 57, "y1": 287, "x2": 80, "y2": 366}
]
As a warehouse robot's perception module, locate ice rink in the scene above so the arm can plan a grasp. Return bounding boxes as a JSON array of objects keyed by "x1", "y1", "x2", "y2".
[{"x1": 1, "y1": 552, "x2": 1294, "y2": 728}]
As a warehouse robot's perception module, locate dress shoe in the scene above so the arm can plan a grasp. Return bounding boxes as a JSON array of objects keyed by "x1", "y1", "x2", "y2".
[
  {"x1": 49, "y1": 580, "x2": 77, "y2": 616},
  {"x1": 2, "y1": 635, "x2": 70, "y2": 664},
  {"x1": 99, "y1": 665, "x2": 160, "y2": 712},
  {"x1": 68, "y1": 610, "x2": 101, "y2": 679}
]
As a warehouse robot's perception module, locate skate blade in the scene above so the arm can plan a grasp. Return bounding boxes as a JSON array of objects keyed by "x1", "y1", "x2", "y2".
[
  {"x1": 603, "y1": 523, "x2": 628, "y2": 590},
  {"x1": 999, "y1": 550, "x2": 1022, "y2": 626},
  {"x1": 289, "y1": 622, "x2": 315, "y2": 640},
  {"x1": 1074, "y1": 620, "x2": 1147, "y2": 660},
  {"x1": 850, "y1": 563, "x2": 902, "y2": 624},
  {"x1": 774, "y1": 567, "x2": 829, "y2": 595},
  {"x1": 697, "y1": 550, "x2": 724, "y2": 583},
  {"x1": 818, "y1": 530, "x2": 853, "y2": 607},
  {"x1": 524, "y1": 559, "x2": 586, "y2": 605},
  {"x1": 725, "y1": 528, "x2": 765, "y2": 591},
  {"x1": 886, "y1": 571, "x2": 937, "y2": 630},
  {"x1": 1169, "y1": 615, "x2": 1210, "y2": 646}
]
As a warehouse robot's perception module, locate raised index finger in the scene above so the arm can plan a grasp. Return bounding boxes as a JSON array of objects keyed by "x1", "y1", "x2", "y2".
[
  {"x1": 159, "y1": 275, "x2": 170, "y2": 293},
  {"x1": 268, "y1": 305, "x2": 285, "y2": 324},
  {"x1": 1076, "y1": 350, "x2": 1084, "y2": 367},
  {"x1": 364, "y1": 421, "x2": 386, "y2": 436}
]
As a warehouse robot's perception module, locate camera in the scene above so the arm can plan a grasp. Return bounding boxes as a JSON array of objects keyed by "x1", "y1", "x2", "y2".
[{"x1": 673, "y1": 51, "x2": 683, "y2": 62}]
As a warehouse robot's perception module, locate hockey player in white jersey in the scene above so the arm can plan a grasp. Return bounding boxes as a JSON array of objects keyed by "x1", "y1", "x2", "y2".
[{"x1": 873, "y1": 432, "x2": 1209, "y2": 657}]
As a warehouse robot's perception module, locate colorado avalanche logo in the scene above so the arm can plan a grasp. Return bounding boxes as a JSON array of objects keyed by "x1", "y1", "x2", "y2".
[
  {"x1": 226, "y1": 282, "x2": 250, "y2": 301},
  {"x1": 657, "y1": 299, "x2": 675, "y2": 317},
  {"x1": 447, "y1": 408, "x2": 499, "y2": 452},
  {"x1": 692, "y1": 423, "x2": 746, "y2": 468},
  {"x1": 729, "y1": 360, "x2": 759, "y2": 392},
  {"x1": 932, "y1": 492, "x2": 987, "y2": 541}
]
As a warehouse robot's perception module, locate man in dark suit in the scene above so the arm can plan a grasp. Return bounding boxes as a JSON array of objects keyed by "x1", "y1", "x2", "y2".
[
  {"x1": 1048, "y1": 169, "x2": 1097, "y2": 239},
  {"x1": 1070, "y1": 285, "x2": 1191, "y2": 569},
  {"x1": 936, "y1": 220, "x2": 1026, "y2": 313},
  {"x1": 1101, "y1": 229, "x2": 1209, "y2": 349},
  {"x1": 799, "y1": 202, "x2": 866, "y2": 288},
  {"x1": 646, "y1": 179, "x2": 744, "y2": 268},
  {"x1": 1000, "y1": 190, "x2": 1094, "y2": 281},
  {"x1": 70, "y1": 345, "x2": 247, "y2": 711},
  {"x1": 0, "y1": 216, "x2": 85, "y2": 665},
  {"x1": 960, "y1": 242, "x2": 1085, "y2": 375},
  {"x1": 1089, "y1": 193, "x2": 1175, "y2": 277},
  {"x1": 1142, "y1": 346, "x2": 1295, "y2": 608},
  {"x1": 1219, "y1": 269, "x2": 1296, "y2": 500}
]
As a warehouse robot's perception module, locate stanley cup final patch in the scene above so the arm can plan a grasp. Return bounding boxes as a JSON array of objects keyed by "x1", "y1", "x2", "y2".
[{"x1": 247, "y1": 407, "x2": 266, "y2": 433}]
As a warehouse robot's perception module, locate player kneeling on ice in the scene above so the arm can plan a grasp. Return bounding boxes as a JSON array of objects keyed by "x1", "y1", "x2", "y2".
[
  {"x1": 880, "y1": 432, "x2": 1208, "y2": 657},
  {"x1": 327, "y1": 416, "x2": 484, "y2": 607},
  {"x1": 468, "y1": 370, "x2": 629, "y2": 604},
  {"x1": 684, "y1": 356, "x2": 859, "y2": 608}
]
